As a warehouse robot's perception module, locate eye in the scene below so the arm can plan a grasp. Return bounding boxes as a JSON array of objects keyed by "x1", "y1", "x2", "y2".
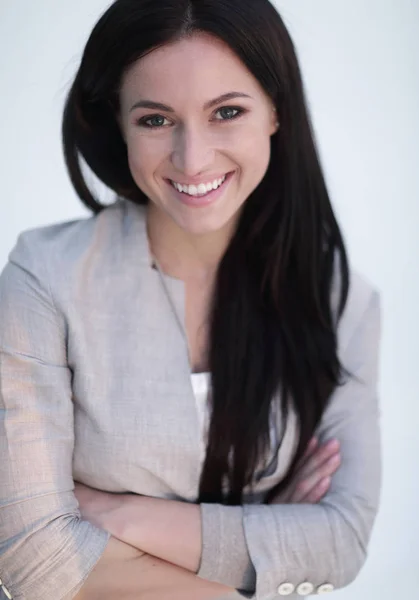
[
  {"x1": 136, "y1": 114, "x2": 171, "y2": 129},
  {"x1": 213, "y1": 106, "x2": 245, "y2": 121},
  {"x1": 135, "y1": 106, "x2": 246, "y2": 129}
]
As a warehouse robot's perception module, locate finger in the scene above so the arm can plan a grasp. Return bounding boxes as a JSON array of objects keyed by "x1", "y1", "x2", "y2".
[
  {"x1": 300, "y1": 477, "x2": 331, "y2": 503},
  {"x1": 296, "y1": 439, "x2": 340, "y2": 481},
  {"x1": 291, "y1": 454, "x2": 341, "y2": 503},
  {"x1": 294, "y1": 437, "x2": 319, "y2": 472},
  {"x1": 303, "y1": 437, "x2": 319, "y2": 459},
  {"x1": 292, "y1": 454, "x2": 340, "y2": 502}
]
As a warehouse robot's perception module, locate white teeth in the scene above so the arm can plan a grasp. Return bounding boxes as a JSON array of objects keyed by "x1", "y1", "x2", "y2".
[{"x1": 171, "y1": 175, "x2": 227, "y2": 196}]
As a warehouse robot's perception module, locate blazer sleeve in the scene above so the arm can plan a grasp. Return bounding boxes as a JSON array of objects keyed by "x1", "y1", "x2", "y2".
[
  {"x1": 197, "y1": 288, "x2": 382, "y2": 599},
  {"x1": 0, "y1": 232, "x2": 110, "y2": 600}
]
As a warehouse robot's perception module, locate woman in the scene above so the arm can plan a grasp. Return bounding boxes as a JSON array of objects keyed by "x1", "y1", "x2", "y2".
[{"x1": 0, "y1": 0, "x2": 382, "y2": 599}]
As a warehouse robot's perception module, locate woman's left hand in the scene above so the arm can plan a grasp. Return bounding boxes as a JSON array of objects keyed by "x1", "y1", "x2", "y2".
[
  {"x1": 74, "y1": 482, "x2": 128, "y2": 534},
  {"x1": 268, "y1": 437, "x2": 341, "y2": 504}
]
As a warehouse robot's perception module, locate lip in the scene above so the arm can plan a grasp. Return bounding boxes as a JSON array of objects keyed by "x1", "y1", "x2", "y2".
[{"x1": 165, "y1": 171, "x2": 234, "y2": 208}]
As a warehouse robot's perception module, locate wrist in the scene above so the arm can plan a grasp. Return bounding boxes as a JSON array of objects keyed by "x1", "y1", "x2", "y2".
[
  {"x1": 112, "y1": 495, "x2": 203, "y2": 573},
  {"x1": 111, "y1": 493, "x2": 147, "y2": 545}
]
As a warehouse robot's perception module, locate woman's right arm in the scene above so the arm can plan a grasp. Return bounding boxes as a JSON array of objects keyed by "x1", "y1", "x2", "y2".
[
  {"x1": 0, "y1": 232, "x2": 237, "y2": 600},
  {"x1": 0, "y1": 233, "x2": 111, "y2": 600}
]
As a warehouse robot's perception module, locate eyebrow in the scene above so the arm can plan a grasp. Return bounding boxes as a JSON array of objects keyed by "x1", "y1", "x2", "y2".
[{"x1": 129, "y1": 92, "x2": 253, "y2": 113}]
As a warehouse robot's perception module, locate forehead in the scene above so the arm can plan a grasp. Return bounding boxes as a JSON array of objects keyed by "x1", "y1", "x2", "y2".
[{"x1": 120, "y1": 32, "x2": 266, "y2": 107}]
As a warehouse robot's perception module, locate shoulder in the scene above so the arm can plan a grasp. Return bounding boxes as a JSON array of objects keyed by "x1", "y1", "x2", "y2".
[
  {"x1": 7, "y1": 200, "x2": 149, "y2": 278},
  {"x1": 335, "y1": 267, "x2": 381, "y2": 361}
]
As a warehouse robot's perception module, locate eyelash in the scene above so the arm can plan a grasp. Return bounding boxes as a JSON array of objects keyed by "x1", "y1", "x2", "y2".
[{"x1": 136, "y1": 106, "x2": 246, "y2": 129}]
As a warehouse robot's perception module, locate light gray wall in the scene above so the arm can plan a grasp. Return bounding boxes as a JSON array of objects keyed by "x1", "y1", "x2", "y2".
[{"x1": 0, "y1": 0, "x2": 418, "y2": 597}]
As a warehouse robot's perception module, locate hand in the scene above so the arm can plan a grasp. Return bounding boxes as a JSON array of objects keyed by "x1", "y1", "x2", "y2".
[
  {"x1": 268, "y1": 437, "x2": 341, "y2": 504},
  {"x1": 74, "y1": 482, "x2": 128, "y2": 534}
]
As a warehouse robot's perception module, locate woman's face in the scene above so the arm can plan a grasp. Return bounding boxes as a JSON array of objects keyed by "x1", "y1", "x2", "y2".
[{"x1": 118, "y1": 32, "x2": 278, "y2": 236}]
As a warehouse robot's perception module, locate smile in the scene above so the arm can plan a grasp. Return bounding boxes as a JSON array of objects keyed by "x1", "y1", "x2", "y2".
[
  {"x1": 170, "y1": 175, "x2": 227, "y2": 197},
  {"x1": 166, "y1": 171, "x2": 234, "y2": 208}
]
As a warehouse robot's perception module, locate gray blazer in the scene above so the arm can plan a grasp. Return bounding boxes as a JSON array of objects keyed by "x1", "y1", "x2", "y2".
[{"x1": 0, "y1": 199, "x2": 382, "y2": 600}]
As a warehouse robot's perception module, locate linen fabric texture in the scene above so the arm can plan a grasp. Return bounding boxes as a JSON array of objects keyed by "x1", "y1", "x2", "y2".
[{"x1": 0, "y1": 200, "x2": 382, "y2": 599}]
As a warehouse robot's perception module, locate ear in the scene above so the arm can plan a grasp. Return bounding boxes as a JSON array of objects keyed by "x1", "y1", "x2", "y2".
[
  {"x1": 270, "y1": 107, "x2": 280, "y2": 136},
  {"x1": 270, "y1": 120, "x2": 280, "y2": 136}
]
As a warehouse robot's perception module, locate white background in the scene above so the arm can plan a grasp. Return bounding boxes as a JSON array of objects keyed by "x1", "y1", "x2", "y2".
[{"x1": 0, "y1": 0, "x2": 418, "y2": 597}]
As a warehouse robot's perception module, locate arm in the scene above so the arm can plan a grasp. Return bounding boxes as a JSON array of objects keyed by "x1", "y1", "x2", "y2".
[
  {"x1": 0, "y1": 232, "x2": 237, "y2": 600},
  {"x1": 73, "y1": 487, "x2": 204, "y2": 573},
  {"x1": 83, "y1": 283, "x2": 382, "y2": 598},
  {"x1": 0, "y1": 234, "x2": 110, "y2": 600},
  {"x1": 196, "y1": 287, "x2": 382, "y2": 598},
  {"x1": 73, "y1": 536, "x2": 238, "y2": 600},
  {"x1": 75, "y1": 438, "x2": 341, "y2": 595}
]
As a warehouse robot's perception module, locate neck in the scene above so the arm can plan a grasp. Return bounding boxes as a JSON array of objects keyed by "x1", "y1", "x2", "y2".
[{"x1": 146, "y1": 204, "x2": 237, "y2": 283}]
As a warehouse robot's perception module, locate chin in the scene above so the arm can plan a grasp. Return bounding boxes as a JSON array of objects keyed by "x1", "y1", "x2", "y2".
[
  {"x1": 178, "y1": 210, "x2": 238, "y2": 237},
  {"x1": 178, "y1": 220, "x2": 223, "y2": 237}
]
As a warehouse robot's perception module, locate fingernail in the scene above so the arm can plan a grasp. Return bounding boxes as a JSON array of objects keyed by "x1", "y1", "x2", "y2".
[
  {"x1": 321, "y1": 476, "x2": 331, "y2": 487},
  {"x1": 327, "y1": 454, "x2": 340, "y2": 466},
  {"x1": 327, "y1": 439, "x2": 339, "y2": 449}
]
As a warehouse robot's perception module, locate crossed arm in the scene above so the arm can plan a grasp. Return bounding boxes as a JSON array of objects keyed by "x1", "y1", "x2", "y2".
[
  {"x1": 74, "y1": 435, "x2": 340, "y2": 578},
  {"x1": 70, "y1": 436, "x2": 341, "y2": 600},
  {"x1": 73, "y1": 536, "x2": 238, "y2": 600}
]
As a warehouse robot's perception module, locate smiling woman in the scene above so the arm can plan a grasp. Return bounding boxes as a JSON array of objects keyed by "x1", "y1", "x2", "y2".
[
  {"x1": 0, "y1": 0, "x2": 381, "y2": 599},
  {"x1": 116, "y1": 35, "x2": 278, "y2": 238}
]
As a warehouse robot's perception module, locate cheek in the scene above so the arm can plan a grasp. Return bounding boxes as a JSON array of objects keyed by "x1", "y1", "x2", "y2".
[
  {"x1": 126, "y1": 142, "x2": 146, "y2": 184},
  {"x1": 234, "y1": 126, "x2": 272, "y2": 181},
  {"x1": 126, "y1": 138, "x2": 167, "y2": 184}
]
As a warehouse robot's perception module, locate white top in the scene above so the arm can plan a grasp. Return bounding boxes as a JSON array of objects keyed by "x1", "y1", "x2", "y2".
[{"x1": 190, "y1": 372, "x2": 211, "y2": 468}]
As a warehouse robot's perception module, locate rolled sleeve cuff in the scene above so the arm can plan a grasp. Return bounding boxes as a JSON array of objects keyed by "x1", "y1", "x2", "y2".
[
  {"x1": 197, "y1": 503, "x2": 256, "y2": 594},
  {"x1": 4, "y1": 519, "x2": 111, "y2": 600}
]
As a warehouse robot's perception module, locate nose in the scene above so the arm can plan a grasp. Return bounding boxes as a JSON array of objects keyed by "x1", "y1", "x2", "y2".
[{"x1": 171, "y1": 122, "x2": 215, "y2": 177}]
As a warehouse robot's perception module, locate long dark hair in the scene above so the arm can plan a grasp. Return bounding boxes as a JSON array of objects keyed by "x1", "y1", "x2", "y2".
[{"x1": 62, "y1": 0, "x2": 350, "y2": 505}]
